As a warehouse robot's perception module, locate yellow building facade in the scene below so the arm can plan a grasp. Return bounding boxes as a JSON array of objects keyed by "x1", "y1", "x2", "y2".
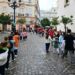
[{"x1": 0, "y1": 0, "x2": 40, "y2": 25}]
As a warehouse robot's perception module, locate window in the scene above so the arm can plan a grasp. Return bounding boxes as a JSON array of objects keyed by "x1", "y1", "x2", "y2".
[
  {"x1": 19, "y1": 0, "x2": 21, "y2": 2},
  {"x1": 26, "y1": 13, "x2": 29, "y2": 17},
  {"x1": 64, "y1": 0, "x2": 69, "y2": 7},
  {"x1": 66, "y1": 0, "x2": 69, "y2": 4},
  {"x1": 18, "y1": 14, "x2": 24, "y2": 17},
  {"x1": 25, "y1": 7, "x2": 32, "y2": 17},
  {"x1": 28, "y1": 0, "x2": 31, "y2": 3},
  {"x1": 8, "y1": 0, "x2": 10, "y2": 2}
]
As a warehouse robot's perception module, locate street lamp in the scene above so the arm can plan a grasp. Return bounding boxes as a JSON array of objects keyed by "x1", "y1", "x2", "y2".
[{"x1": 8, "y1": 0, "x2": 22, "y2": 32}]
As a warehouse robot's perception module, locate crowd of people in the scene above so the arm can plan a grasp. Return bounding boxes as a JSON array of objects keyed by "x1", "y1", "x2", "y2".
[
  {"x1": 0, "y1": 31, "x2": 20, "y2": 75},
  {"x1": 25, "y1": 26, "x2": 75, "y2": 64},
  {"x1": 0, "y1": 27, "x2": 28, "y2": 75},
  {"x1": 44, "y1": 28, "x2": 75, "y2": 64},
  {"x1": 27, "y1": 26, "x2": 75, "y2": 64},
  {"x1": 0, "y1": 26, "x2": 75, "y2": 75}
]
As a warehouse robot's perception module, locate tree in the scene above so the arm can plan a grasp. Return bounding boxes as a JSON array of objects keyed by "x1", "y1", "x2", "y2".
[
  {"x1": 51, "y1": 17, "x2": 59, "y2": 27},
  {"x1": 41, "y1": 18, "x2": 51, "y2": 27},
  {"x1": 0, "y1": 13, "x2": 11, "y2": 30},
  {"x1": 17, "y1": 18, "x2": 26, "y2": 31},
  {"x1": 61, "y1": 16, "x2": 72, "y2": 33},
  {"x1": 17, "y1": 18, "x2": 26, "y2": 24}
]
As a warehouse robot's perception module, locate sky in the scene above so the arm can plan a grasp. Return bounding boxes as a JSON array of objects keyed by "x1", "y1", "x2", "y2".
[{"x1": 39, "y1": 0, "x2": 57, "y2": 11}]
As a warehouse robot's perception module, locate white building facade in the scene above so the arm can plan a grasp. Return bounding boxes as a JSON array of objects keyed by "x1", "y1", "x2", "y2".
[
  {"x1": 40, "y1": 10, "x2": 51, "y2": 20},
  {"x1": 40, "y1": 8, "x2": 57, "y2": 21},
  {"x1": 57, "y1": 0, "x2": 75, "y2": 32},
  {"x1": 50, "y1": 7, "x2": 57, "y2": 20}
]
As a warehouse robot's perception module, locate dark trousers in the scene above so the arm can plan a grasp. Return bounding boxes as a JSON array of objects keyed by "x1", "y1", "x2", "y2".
[
  {"x1": 62, "y1": 49, "x2": 74, "y2": 63},
  {"x1": 0, "y1": 65, "x2": 5, "y2": 75},
  {"x1": 20, "y1": 36, "x2": 22, "y2": 40},
  {"x1": 14, "y1": 49, "x2": 18, "y2": 55},
  {"x1": 62, "y1": 49, "x2": 74, "y2": 58},
  {"x1": 45, "y1": 43, "x2": 50, "y2": 53},
  {"x1": 23, "y1": 36, "x2": 27, "y2": 40},
  {"x1": 5, "y1": 50, "x2": 14, "y2": 68}
]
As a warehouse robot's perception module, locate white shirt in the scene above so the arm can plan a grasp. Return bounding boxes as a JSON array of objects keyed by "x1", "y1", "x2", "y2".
[{"x1": 45, "y1": 36, "x2": 52, "y2": 43}]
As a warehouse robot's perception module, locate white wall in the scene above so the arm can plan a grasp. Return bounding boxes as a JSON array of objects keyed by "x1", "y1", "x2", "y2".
[
  {"x1": 40, "y1": 8, "x2": 57, "y2": 20},
  {"x1": 57, "y1": 0, "x2": 75, "y2": 33}
]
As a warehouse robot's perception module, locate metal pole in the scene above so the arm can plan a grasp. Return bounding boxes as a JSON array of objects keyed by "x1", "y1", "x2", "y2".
[{"x1": 13, "y1": 1, "x2": 16, "y2": 32}]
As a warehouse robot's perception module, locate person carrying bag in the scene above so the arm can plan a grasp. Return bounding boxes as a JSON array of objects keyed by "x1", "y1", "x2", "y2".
[{"x1": 0, "y1": 42, "x2": 8, "y2": 75}]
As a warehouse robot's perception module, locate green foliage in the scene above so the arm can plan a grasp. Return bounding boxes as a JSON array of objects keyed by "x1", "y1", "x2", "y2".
[
  {"x1": 17, "y1": 18, "x2": 26, "y2": 24},
  {"x1": 61, "y1": 16, "x2": 72, "y2": 25},
  {"x1": 0, "y1": 13, "x2": 11, "y2": 25},
  {"x1": 51, "y1": 17, "x2": 59, "y2": 26},
  {"x1": 41, "y1": 18, "x2": 51, "y2": 27},
  {"x1": 61, "y1": 16, "x2": 72, "y2": 33}
]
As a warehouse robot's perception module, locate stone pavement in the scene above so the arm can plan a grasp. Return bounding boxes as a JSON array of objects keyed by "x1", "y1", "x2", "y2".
[{"x1": 1, "y1": 33, "x2": 75, "y2": 75}]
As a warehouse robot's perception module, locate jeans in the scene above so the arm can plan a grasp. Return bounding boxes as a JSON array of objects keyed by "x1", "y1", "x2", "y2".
[
  {"x1": 5, "y1": 50, "x2": 14, "y2": 68},
  {"x1": 45, "y1": 43, "x2": 50, "y2": 53},
  {"x1": 14, "y1": 49, "x2": 18, "y2": 55}
]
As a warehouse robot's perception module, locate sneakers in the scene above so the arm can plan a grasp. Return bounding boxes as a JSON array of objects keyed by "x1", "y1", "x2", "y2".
[
  {"x1": 12, "y1": 59, "x2": 16, "y2": 62},
  {"x1": 5, "y1": 68, "x2": 9, "y2": 71},
  {"x1": 15, "y1": 55, "x2": 18, "y2": 58}
]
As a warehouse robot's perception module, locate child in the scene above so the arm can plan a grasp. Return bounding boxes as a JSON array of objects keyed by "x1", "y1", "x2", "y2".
[{"x1": 53, "y1": 35, "x2": 59, "y2": 54}]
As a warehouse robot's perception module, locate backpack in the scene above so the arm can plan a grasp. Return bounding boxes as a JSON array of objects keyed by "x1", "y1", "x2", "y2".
[{"x1": 9, "y1": 40, "x2": 13, "y2": 50}]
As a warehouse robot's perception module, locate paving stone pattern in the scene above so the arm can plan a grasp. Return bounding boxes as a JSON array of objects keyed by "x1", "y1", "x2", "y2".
[{"x1": 1, "y1": 33, "x2": 75, "y2": 75}]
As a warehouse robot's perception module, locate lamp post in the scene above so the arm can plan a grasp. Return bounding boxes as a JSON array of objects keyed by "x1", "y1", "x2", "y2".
[{"x1": 8, "y1": 0, "x2": 21, "y2": 32}]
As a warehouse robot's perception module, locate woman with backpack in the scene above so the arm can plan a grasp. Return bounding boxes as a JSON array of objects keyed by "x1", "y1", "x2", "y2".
[{"x1": 5, "y1": 36, "x2": 15, "y2": 69}]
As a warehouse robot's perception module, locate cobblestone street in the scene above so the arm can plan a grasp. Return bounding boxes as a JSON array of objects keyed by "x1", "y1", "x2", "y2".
[{"x1": 1, "y1": 33, "x2": 75, "y2": 75}]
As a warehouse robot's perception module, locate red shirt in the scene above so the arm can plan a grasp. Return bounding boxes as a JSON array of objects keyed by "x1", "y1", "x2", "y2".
[{"x1": 48, "y1": 29, "x2": 54, "y2": 38}]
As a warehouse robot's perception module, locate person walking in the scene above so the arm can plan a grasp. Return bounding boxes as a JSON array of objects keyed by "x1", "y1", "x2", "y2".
[
  {"x1": 21, "y1": 29, "x2": 27, "y2": 40},
  {"x1": 52, "y1": 31, "x2": 59, "y2": 54},
  {"x1": 45, "y1": 33, "x2": 51, "y2": 53},
  {"x1": 13, "y1": 31, "x2": 20, "y2": 56},
  {"x1": 58, "y1": 32, "x2": 64, "y2": 55},
  {"x1": 5, "y1": 36, "x2": 15, "y2": 69},
  {"x1": 0, "y1": 42, "x2": 8, "y2": 75},
  {"x1": 62, "y1": 29, "x2": 75, "y2": 63}
]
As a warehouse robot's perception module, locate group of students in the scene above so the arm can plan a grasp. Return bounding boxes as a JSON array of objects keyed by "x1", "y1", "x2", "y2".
[
  {"x1": 0, "y1": 31, "x2": 20, "y2": 75},
  {"x1": 45, "y1": 29, "x2": 75, "y2": 63}
]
